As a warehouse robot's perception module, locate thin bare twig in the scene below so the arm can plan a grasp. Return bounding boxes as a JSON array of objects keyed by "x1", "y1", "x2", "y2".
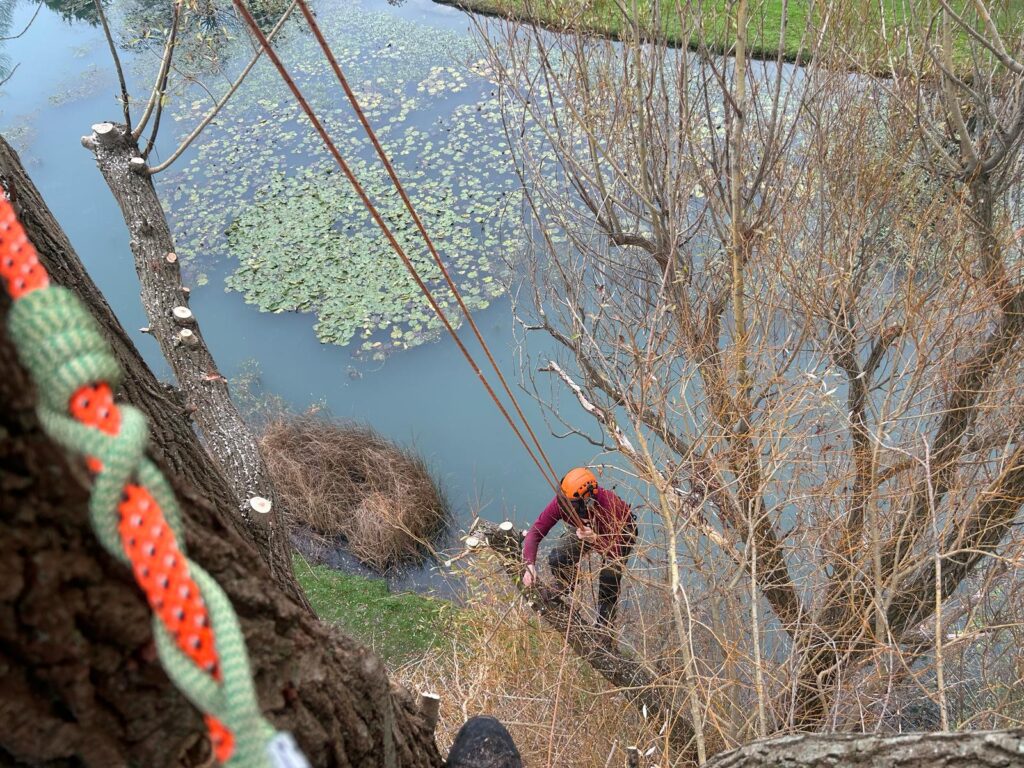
[
  {"x1": 93, "y1": 0, "x2": 133, "y2": 132},
  {"x1": 0, "y1": 2, "x2": 42, "y2": 41},
  {"x1": 132, "y1": 0, "x2": 182, "y2": 142},
  {"x1": 148, "y1": 0, "x2": 298, "y2": 174}
]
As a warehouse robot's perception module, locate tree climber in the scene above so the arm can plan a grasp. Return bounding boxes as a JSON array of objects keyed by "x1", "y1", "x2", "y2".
[{"x1": 522, "y1": 467, "x2": 637, "y2": 628}]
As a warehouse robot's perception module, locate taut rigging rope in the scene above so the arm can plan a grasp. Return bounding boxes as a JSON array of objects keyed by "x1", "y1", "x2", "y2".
[
  {"x1": 232, "y1": 0, "x2": 566, "y2": 500},
  {"x1": 292, "y1": 0, "x2": 560, "y2": 489}
]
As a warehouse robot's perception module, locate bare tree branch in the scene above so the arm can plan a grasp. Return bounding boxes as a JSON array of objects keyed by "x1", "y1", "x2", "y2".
[
  {"x1": 93, "y1": 0, "x2": 132, "y2": 132},
  {"x1": 0, "y1": 2, "x2": 41, "y2": 41},
  {"x1": 148, "y1": 0, "x2": 298, "y2": 175}
]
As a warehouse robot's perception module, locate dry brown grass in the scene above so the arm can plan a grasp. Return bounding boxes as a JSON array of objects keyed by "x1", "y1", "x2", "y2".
[
  {"x1": 395, "y1": 555, "x2": 663, "y2": 768},
  {"x1": 260, "y1": 414, "x2": 451, "y2": 571}
]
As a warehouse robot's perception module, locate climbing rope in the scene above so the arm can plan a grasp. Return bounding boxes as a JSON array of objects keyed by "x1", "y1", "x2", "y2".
[
  {"x1": 232, "y1": 0, "x2": 569, "y2": 503},
  {"x1": 0, "y1": 197, "x2": 307, "y2": 767},
  {"x1": 294, "y1": 0, "x2": 560, "y2": 489}
]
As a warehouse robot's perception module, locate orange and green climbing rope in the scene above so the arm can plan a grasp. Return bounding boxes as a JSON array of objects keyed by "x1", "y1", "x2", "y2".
[{"x1": 0, "y1": 196, "x2": 307, "y2": 767}]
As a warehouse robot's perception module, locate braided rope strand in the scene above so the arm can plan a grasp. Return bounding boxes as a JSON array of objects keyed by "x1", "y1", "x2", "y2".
[{"x1": 0, "y1": 197, "x2": 293, "y2": 766}]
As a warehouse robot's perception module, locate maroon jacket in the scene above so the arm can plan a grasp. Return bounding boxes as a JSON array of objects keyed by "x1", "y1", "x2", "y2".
[{"x1": 522, "y1": 486, "x2": 632, "y2": 564}]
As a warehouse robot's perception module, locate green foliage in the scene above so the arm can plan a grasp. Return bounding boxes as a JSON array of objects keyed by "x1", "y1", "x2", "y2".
[
  {"x1": 0, "y1": 2, "x2": 12, "y2": 84},
  {"x1": 115, "y1": 0, "x2": 294, "y2": 71},
  {"x1": 163, "y1": 4, "x2": 518, "y2": 357},
  {"x1": 454, "y1": 0, "x2": 813, "y2": 59},
  {"x1": 294, "y1": 554, "x2": 454, "y2": 662}
]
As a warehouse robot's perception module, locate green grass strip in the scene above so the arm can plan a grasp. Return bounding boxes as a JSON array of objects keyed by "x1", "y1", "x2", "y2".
[
  {"x1": 445, "y1": 0, "x2": 1024, "y2": 65},
  {"x1": 294, "y1": 554, "x2": 454, "y2": 663}
]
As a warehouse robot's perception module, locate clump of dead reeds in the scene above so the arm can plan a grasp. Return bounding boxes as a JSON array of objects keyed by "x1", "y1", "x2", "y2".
[{"x1": 260, "y1": 414, "x2": 451, "y2": 571}]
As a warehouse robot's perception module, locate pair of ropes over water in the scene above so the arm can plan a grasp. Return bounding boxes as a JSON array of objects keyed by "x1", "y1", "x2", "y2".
[
  {"x1": 230, "y1": 0, "x2": 566, "y2": 501},
  {"x1": 2, "y1": 2, "x2": 576, "y2": 764}
]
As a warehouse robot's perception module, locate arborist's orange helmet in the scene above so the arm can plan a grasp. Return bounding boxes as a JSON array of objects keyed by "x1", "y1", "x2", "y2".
[{"x1": 561, "y1": 467, "x2": 598, "y2": 500}]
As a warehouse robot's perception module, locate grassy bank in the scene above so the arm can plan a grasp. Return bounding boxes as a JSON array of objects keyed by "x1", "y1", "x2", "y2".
[
  {"x1": 444, "y1": 0, "x2": 1024, "y2": 63},
  {"x1": 445, "y1": 0, "x2": 810, "y2": 59},
  {"x1": 294, "y1": 554, "x2": 453, "y2": 662},
  {"x1": 295, "y1": 553, "x2": 675, "y2": 764}
]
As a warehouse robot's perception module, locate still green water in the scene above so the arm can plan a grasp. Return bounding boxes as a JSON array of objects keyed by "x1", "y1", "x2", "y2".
[{"x1": 0, "y1": 0, "x2": 595, "y2": 589}]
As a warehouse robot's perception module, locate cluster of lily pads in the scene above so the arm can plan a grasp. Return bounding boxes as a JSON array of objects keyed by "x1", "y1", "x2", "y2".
[
  {"x1": 160, "y1": 1, "x2": 522, "y2": 359},
  {"x1": 417, "y1": 66, "x2": 468, "y2": 97}
]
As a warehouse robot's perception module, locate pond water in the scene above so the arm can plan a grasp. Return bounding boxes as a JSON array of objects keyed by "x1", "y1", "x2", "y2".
[{"x1": 0, "y1": 0, "x2": 598, "y2": 591}]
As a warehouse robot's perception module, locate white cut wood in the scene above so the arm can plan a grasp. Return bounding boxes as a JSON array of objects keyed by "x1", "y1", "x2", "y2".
[
  {"x1": 498, "y1": 521, "x2": 514, "y2": 532},
  {"x1": 249, "y1": 496, "x2": 273, "y2": 514},
  {"x1": 90, "y1": 122, "x2": 119, "y2": 149},
  {"x1": 178, "y1": 328, "x2": 198, "y2": 346},
  {"x1": 165, "y1": 252, "x2": 178, "y2": 264},
  {"x1": 172, "y1": 305, "x2": 193, "y2": 323},
  {"x1": 465, "y1": 536, "x2": 481, "y2": 549}
]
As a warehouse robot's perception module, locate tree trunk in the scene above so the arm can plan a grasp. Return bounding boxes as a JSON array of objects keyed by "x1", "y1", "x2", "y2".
[
  {"x1": 0, "y1": 135, "x2": 236, "y2": 523},
  {"x1": 0, "y1": 132, "x2": 308, "y2": 607},
  {"x1": 0, "y1": 149, "x2": 442, "y2": 767},
  {"x1": 704, "y1": 729, "x2": 1024, "y2": 768},
  {"x1": 79, "y1": 121, "x2": 294, "y2": 592}
]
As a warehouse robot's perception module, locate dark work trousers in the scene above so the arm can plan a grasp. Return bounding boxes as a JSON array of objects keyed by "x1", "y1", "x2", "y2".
[{"x1": 547, "y1": 514, "x2": 637, "y2": 626}]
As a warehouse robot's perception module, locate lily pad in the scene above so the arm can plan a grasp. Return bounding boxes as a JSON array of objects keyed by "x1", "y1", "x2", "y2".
[{"x1": 160, "y1": 1, "x2": 520, "y2": 358}]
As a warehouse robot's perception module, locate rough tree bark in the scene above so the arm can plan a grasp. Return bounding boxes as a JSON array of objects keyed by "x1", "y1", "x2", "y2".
[
  {"x1": 0, "y1": 134, "x2": 307, "y2": 609},
  {"x1": 79, "y1": 121, "x2": 294, "y2": 593},
  {"x1": 704, "y1": 729, "x2": 1024, "y2": 768},
  {"x1": 0, "y1": 146, "x2": 441, "y2": 767}
]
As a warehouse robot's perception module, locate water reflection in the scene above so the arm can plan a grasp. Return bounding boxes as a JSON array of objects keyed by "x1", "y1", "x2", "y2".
[{"x1": 40, "y1": 0, "x2": 99, "y2": 25}]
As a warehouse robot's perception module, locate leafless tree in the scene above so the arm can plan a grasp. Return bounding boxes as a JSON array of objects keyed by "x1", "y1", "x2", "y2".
[{"x1": 473, "y1": 0, "x2": 1024, "y2": 758}]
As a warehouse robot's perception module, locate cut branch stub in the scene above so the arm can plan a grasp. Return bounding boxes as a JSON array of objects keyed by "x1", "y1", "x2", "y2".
[
  {"x1": 172, "y1": 306, "x2": 194, "y2": 324},
  {"x1": 418, "y1": 692, "x2": 440, "y2": 732},
  {"x1": 91, "y1": 122, "x2": 118, "y2": 146},
  {"x1": 129, "y1": 157, "x2": 147, "y2": 175},
  {"x1": 165, "y1": 252, "x2": 178, "y2": 265},
  {"x1": 248, "y1": 496, "x2": 273, "y2": 515},
  {"x1": 177, "y1": 328, "x2": 198, "y2": 347}
]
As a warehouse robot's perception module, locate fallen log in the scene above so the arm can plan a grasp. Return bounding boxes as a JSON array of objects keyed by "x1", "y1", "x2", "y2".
[{"x1": 703, "y1": 728, "x2": 1024, "y2": 768}]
